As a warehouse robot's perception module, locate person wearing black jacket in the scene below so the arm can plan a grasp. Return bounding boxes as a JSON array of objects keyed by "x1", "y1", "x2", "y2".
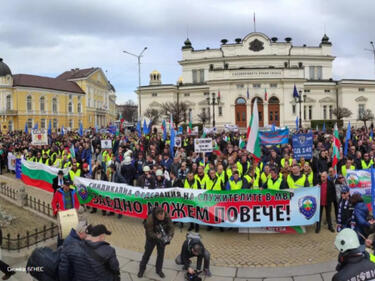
[
  {"x1": 337, "y1": 186, "x2": 354, "y2": 232},
  {"x1": 169, "y1": 171, "x2": 182, "y2": 188},
  {"x1": 333, "y1": 228, "x2": 375, "y2": 281},
  {"x1": 178, "y1": 237, "x2": 212, "y2": 277},
  {"x1": 0, "y1": 228, "x2": 15, "y2": 280},
  {"x1": 138, "y1": 207, "x2": 174, "y2": 279},
  {"x1": 52, "y1": 170, "x2": 65, "y2": 193},
  {"x1": 316, "y1": 172, "x2": 337, "y2": 233}
]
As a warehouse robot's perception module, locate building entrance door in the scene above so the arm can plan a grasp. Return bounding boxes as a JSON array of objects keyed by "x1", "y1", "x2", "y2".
[
  {"x1": 268, "y1": 97, "x2": 280, "y2": 127},
  {"x1": 235, "y1": 98, "x2": 247, "y2": 128}
]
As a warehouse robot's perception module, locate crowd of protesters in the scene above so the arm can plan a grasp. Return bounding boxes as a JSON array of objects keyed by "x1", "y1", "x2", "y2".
[{"x1": 2, "y1": 125, "x2": 375, "y2": 279}]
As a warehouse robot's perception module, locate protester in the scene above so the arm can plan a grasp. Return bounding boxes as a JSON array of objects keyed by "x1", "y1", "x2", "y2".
[
  {"x1": 315, "y1": 172, "x2": 336, "y2": 233},
  {"x1": 52, "y1": 170, "x2": 65, "y2": 193},
  {"x1": 51, "y1": 179, "x2": 80, "y2": 216},
  {"x1": 59, "y1": 224, "x2": 120, "y2": 281},
  {"x1": 138, "y1": 207, "x2": 174, "y2": 278},
  {"x1": 336, "y1": 186, "x2": 354, "y2": 232},
  {"x1": 351, "y1": 193, "x2": 375, "y2": 244}
]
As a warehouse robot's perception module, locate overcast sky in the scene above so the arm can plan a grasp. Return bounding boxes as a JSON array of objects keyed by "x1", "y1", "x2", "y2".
[{"x1": 1, "y1": 0, "x2": 374, "y2": 104}]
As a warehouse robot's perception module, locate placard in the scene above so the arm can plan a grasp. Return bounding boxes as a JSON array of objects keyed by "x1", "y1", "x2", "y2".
[
  {"x1": 194, "y1": 138, "x2": 213, "y2": 153},
  {"x1": 175, "y1": 137, "x2": 181, "y2": 147},
  {"x1": 101, "y1": 139, "x2": 112, "y2": 149},
  {"x1": 31, "y1": 129, "x2": 48, "y2": 145},
  {"x1": 292, "y1": 133, "x2": 313, "y2": 160}
]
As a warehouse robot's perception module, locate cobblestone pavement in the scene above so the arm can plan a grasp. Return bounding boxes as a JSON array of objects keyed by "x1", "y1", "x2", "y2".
[{"x1": 2, "y1": 174, "x2": 338, "y2": 268}]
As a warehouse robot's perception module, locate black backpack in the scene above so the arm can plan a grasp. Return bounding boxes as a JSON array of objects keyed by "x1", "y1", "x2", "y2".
[{"x1": 26, "y1": 247, "x2": 62, "y2": 281}]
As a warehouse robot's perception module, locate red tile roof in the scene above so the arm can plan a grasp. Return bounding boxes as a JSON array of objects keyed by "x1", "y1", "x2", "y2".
[
  {"x1": 12, "y1": 74, "x2": 85, "y2": 94},
  {"x1": 57, "y1": 67, "x2": 98, "y2": 80}
]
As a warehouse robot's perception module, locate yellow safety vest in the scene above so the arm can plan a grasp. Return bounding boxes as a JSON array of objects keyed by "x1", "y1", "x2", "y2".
[
  {"x1": 69, "y1": 169, "x2": 81, "y2": 182},
  {"x1": 236, "y1": 161, "x2": 250, "y2": 177},
  {"x1": 228, "y1": 178, "x2": 243, "y2": 190},
  {"x1": 281, "y1": 158, "x2": 293, "y2": 168},
  {"x1": 266, "y1": 177, "x2": 283, "y2": 190},
  {"x1": 243, "y1": 175, "x2": 253, "y2": 188},
  {"x1": 286, "y1": 174, "x2": 306, "y2": 189},
  {"x1": 205, "y1": 177, "x2": 222, "y2": 191},
  {"x1": 194, "y1": 174, "x2": 208, "y2": 190},
  {"x1": 216, "y1": 172, "x2": 226, "y2": 185},
  {"x1": 341, "y1": 165, "x2": 355, "y2": 177},
  {"x1": 260, "y1": 172, "x2": 270, "y2": 185},
  {"x1": 370, "y1": 253, "x2": 375, "y2": 263},
  {"x1": 184, "y1": 179, "x2": 198, "y2": 189},
  {"x1": 226, "y1": 167, "x2": 233, "y2": 181},
  {"x1": 204, "y1": 164, "x2": 211, "y2": 174},
  {"x1": 361, "y1": 160, "x2": 373, "y2": 169},
  {"x1": 253, "y1": 170, "x2": 261, "y2": 188}
]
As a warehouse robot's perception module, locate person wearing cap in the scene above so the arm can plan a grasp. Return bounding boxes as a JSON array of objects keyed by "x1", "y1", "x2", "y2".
[
  {"x1": 155, "y1": 169, "x2": 171, "y2": 188},
  {"x1": 51, "y1": 179, "x2": 80, "y2": 216},
  {"x1": 332, "y1": 228, "x2": 375, "y2": 281},
  {"x1": 59, "y1": 224, "x2": 120, "y2": 281},
  {"x1": 138, "y1": 207, "x2": 174, "y2": 279},
  {"x1": 337, "y1": 186, "x2": 354, "y2": 232},
  {"x1": 137, "y1": 166, "x2": 156, "y2": 189},
  {"x1": 120, "y1": 156, "x2": 136, "y2": 185},
  {"x1": 52, "y1": 170, "x2": 65, "y2": 193},
  {"x1": 81, "y1": 162, "x2": 91, "y2": 178}
]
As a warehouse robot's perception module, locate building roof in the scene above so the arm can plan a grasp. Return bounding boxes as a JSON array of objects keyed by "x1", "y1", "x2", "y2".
[
  {"x1": 56, "y1": 67, "x2": 99, "y2": 80},
  {"x1": 0, "y1": 58, "x2": 11, "y2": 76},
  {"x1": 13, "y1": 74, "x2": 85, "y2": 94}
]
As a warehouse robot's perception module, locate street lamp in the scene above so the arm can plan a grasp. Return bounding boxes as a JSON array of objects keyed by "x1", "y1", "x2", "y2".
[
  {"x1": 122, "y1": 47, "x2": 147, "y2": 120},
  {"x1": 206, "y1": 92, "x2": 220, "y2": 127},
  {"x1": 294, "y1": 90, "x2": 306, "y2": 129}
]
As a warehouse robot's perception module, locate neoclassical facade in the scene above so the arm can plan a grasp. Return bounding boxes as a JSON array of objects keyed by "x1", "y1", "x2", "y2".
[
  {"x1": 0, "y1": 60, "x2": 117, "y2": 132},
  {"x1": 137, "y1": 32, "x2": 375, "y2": 128}
]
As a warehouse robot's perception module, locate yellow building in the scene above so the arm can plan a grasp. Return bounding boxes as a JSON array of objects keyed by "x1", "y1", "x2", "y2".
[{"x1": 0, "y1": 59, "x2": 117, "y2": 132}]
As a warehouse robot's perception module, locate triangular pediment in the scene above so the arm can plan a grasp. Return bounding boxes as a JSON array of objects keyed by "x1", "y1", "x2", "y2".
[
  {"x1": 355, "y1": 96, "x2": 368, "y2": 102},
  {"x1": 149, "y1": 101, "x2": 161, "y2": 107}
]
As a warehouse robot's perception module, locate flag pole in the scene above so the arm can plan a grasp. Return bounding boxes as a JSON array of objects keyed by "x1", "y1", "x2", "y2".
[{"x1": 253, "y1": 12, "x2": 256, "y2": 32}]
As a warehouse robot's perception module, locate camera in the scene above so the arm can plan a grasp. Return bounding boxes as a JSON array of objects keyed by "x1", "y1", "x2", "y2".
[{"x1": 157, "y1": 224, "x2": 171, "y2": 245}]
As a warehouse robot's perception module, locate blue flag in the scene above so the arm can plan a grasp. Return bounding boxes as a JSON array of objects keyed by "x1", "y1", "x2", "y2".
[
  {"x1": 371, "y1": 167, "x2": 375, "y2": 216},
  {"x1": 61, "y1": 126, "x2": 64, "y2": 136},
  {"x1": 78, "y1": 122, "x2": 83, "y2": 136},
  {"x1": 25, "y1": 123, "x2": 28, "y2": 134},
  {"x1": 143, "y1": 119, "x2": 147, "y2": 135},
  {"x1": 162, "y1": 120, "x2": 167, "y2": 141},
  {"x1": 322, "y1": 122, "x2": 326, "y2": 132},
  {"x1": 271, "y1": 123, "x2": 276, "y2": 132},
  {"x1": 170, "y1": 115, "x2": 175, "y2": 157},
  {"x1": 371, "y1": 129, "x2": 374, "y2": 141},
  {"x1": 48, "y1": 120, "x2": 52, "y2": 136},
  {"x1": 136, "y1": 121, "x2": 142, "y2": 137},
  {"x1": 33, "y1": 123, "x2": 38, "y2": 130},
  {"x1": 147, "y1": 121, "x2": 152, "y2": 135},
  {"x1": 293, "y1": 84, "x2": 299, "y2": 98},
  {"x1": 88, "y1": 153, "x2": 92, "y2": 176},
  {"x1": 344, "y1": 122, "x2": 351, "y2": 157},
  {"x1": 246, "y1": 88, "x2": 250, "y2": 99},
  {"x1": 178, "y1": 126, "x2": 183, "y2": 135},
  {"x1": 95, "y1": 124, "x2": 99, "y2": 133}
]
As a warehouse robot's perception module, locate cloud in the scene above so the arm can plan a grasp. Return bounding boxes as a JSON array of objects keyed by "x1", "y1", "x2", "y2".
[{"x1": 0, "y1": 0, "x2": 374, "y2": 104}]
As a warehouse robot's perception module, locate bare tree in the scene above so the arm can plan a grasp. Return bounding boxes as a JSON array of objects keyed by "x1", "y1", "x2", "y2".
[
  {"x1": 197, "y1": 110, "x2": 209, "y2": 125},
  {"x1": 160, "y1": 101, "x2": 189, "y2": 126},
  {"x1": 121, "y1": 100, "x2": 138, "y2": 123},
  {"x1": 144, "y1": 108, "x2": 160, "y2": 126},
  {"x1": 358, "y1": 109, "x2": 374, "y2": 130},
  {"x1": 332, "y1": 107, "x2": 352, "y2": 120}
]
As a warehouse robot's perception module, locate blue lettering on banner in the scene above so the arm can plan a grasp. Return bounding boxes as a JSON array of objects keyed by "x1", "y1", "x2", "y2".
[{"x1": 292, "y1": 133, "x2": 313, "y2": 160}]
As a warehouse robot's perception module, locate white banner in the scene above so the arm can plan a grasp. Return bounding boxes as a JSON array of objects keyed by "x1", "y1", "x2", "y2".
[
  {"x1": 194, "y1": 138, "x2": 213, "y2": 153},
  {"x1": 31, "y1": 129, "x2": 48, "y2": 145},
  {"x1": 101, "y1": 139, "x2": 112, "y2": 149}
]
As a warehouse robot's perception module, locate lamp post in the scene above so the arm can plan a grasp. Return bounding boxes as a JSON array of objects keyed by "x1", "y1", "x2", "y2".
[
  {"x1": 206, "y1": 92, "x2": 220, "y2": 127},
  {"x1": 122, "y1": 47, "x2": 147, "y2": 120},
  {"x1": 294, "y1": 90, "x2": 306, "y2": 129}
]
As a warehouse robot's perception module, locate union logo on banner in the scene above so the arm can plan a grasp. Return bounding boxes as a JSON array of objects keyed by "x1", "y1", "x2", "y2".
[
  {"x1": 298, "y1": 196, "x2": 317, "y2": 220},
  {"x1": 77, "y1": 184, "x2": 89, "y2": 201}
]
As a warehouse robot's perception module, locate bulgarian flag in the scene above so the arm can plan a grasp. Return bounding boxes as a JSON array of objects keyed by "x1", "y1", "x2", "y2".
[
  {"x1": 239, "y1": 136, "x2": 246, "y2": 149},
  {"x1": 21, "y1": 160, "x2": 69, "y2": 192},
  {"x1": 332, "y1": 123, "x2": 341, "y2": 168},
  {"x1": 246, "y1": 100, "x2": 261, "y2": 162}
]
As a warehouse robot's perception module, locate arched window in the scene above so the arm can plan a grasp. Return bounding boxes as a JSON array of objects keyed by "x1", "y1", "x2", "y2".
[
  {"x1": 40, "y1": 97, "x2": 45, "y2": 112},
  {"x1": 236, "y1": 97, "x2": 246, "y2": 104},
  {"x1": 53, "y1": 119, "x2": 57, "y2": 129},
  {"x1": 6, "y1": 95, "x2": 11, "y2": 110},
  {"x1": 69, "y1": 119, "x2": 73, "y2": 128},
  {"x1": 27, "y1": 118, "x2": 33, "y2": 129},
  {"x1": 27, "y1": 96, "x2": 32, "y2": 112},
  {"x1": 68, "y1": 102, "x2": 72, "y2": 113},
  {"x1": 77, "y1": 103, "x2": 81, "y2": 113},
  {"x1": 268, "y1": 96, "x2": 280, "y2": 104},
  {"x1": 52, "y1": 98, "x2": 57, "y2": 113},
  {"x1": 41, "y1": 118, "x2": 46, "y2": 129}
]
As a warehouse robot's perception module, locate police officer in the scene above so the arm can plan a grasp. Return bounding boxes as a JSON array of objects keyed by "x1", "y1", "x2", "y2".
[
  {"x1": 337, "y1": 186, "x2": 354, "y2": 232},
  {"x1": 225, "y1": 171, "x2": 243, "y2": 190},
  {"x1": 332, "y1": 229, "x2": 375, "y2": 281},
  {"x1": 263, "y1": 167, "x2": 284, "y2": 190},
  {"x1": 286, "y1": 164, "x2": 310, "y2": 188}
]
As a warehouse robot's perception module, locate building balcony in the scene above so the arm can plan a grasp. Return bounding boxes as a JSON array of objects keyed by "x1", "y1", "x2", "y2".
[{"x1": 0, "y1": 109, "x2": 18, "y2": 116}]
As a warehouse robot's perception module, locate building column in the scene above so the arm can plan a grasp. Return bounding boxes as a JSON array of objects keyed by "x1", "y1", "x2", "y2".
[{"x1": 263, "y1": 102, "x2": 269, "y2": 127}]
